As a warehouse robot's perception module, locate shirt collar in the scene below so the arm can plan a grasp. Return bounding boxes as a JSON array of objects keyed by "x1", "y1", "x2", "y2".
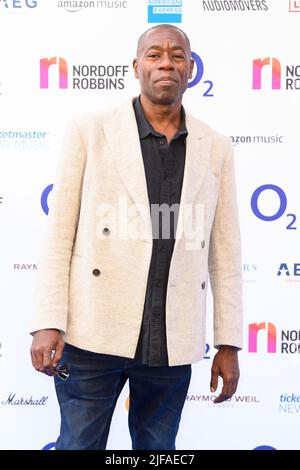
[{"x1": 133, "y1": 96, "x2": 188, "y2": 141}]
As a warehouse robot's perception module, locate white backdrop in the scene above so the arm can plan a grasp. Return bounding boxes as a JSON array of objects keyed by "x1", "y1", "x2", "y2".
[{"x1": 0, "y1": 0, "x2": 300, "y2": 450}]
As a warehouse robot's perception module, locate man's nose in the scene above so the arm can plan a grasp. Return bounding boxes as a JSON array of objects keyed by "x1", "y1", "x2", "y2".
[{"x1": 158, "y1": 53, "x2": 175, "y2": 69}]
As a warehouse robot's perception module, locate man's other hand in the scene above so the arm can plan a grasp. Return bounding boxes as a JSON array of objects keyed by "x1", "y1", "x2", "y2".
[{"x1": 210, "y1": 345, "x2": 240, "y2": 404}]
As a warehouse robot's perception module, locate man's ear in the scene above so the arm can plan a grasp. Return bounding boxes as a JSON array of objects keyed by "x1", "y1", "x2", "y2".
[
  {"x1": 189, "y1": 58, "x2": 195, "y2": 80},
  {"x1": 133, "y1": 58, "x2": 139, "y2": 79}
]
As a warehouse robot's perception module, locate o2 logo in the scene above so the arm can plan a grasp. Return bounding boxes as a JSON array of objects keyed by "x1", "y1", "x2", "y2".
[
  {"x1": 41, "y1": 184, "x2": 53, "y2": 215},
  {"x1": 251, "y1": 184, "x2": 297, "y2": 230},
  {"x1": 204, "y1": 343, "x2": 210, "y2": 359},
  {"x1": 188, "y1": 52, "x2": 214, "y2": 97},
  {"x1": 42, "y1": 442, "x2": 56, "y2": 450},
  {"x1": 253, "y1": 445, "x2": 277, "y2": 450}
]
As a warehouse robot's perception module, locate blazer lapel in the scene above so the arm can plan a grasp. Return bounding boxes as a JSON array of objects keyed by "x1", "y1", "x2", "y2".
[
  {"x1": 174, "y1": 112, "x2": 212, "y2": 245},
  {"x1": 103, "y1": 101, "x2": 211, "y2": 245},
  {"x1": 103, "y1": 100, "x2": 152, "y2": 240}
]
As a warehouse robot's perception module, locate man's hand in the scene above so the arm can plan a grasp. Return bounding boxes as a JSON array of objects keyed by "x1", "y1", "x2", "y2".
[
  {"x1": 30, "y1": 329, "x2": 65, "y2": 376},
  {"x1": 210, "y1": 345, "x2": 240, "y2": 404}
]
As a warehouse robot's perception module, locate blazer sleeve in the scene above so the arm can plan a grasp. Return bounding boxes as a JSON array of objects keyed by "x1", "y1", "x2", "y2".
[
  {"x1": 29, "y1": 119, "x2": 87, "y2": 334},
  {"x1": 208, "y1": 140, "x2": 243, "y2": 349}
]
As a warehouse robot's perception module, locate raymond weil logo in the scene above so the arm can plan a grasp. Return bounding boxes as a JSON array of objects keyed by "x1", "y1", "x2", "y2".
[
  {"x1": 148, "y1": 0, "x2": 182, "y2": 23},
  {"x1": 249, "y1": 322, "x2": 300, "y2": 355},
  {"x1": 186, "y1": 393, "x2": 260, "y2": 407},
  {"x1": 289, "y1": 1, "x2": 300, "y2": 12},
  {"x1": 14, "y1": 263, "x2": 37, "y2": 271},
  {"x1": 252, "y1": 57, "x2": 300, "y2": 91},
  {"x1": 40, "y1": 57, "x2": 129, "y2": 90}
]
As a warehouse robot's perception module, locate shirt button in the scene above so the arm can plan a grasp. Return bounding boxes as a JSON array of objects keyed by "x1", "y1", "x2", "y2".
[
  {"x1": 92, "y1": 268, "x2": 101, "y2": 277},
  {"x1": 201, "y1": 240, "x2": 205, "y2": 249},
  {"x1": 201, "y1": 281, "x2": 206, "y2": 290},
  {"x1": 103, "y1": 227, "x2": 110, "y2": 235}
]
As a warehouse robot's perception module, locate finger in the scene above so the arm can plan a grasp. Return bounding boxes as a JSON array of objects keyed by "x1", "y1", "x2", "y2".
[
  {"x1": 210, "y1": 368, "x2": 219, "y2": 393},
  {"x1": 213, "y1": 377, "x2": 236, "y2": 403},
  {"x1": 30, "y1": 345, "x2": 43, "y2": 372},
  {"x1": 213, "y1": 392, "x2": 232, "y2": 404},
  {"x1": 43, "y1": 348, "x2": 56, "y2": 375},
  {"x1": 52, "y1": 341, "x2": 64, "y2": 368}
]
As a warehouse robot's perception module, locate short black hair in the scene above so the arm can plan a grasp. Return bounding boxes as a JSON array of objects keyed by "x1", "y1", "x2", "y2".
[{"x1": 136, "y1": 24, "x2": 191, "y2": 57}]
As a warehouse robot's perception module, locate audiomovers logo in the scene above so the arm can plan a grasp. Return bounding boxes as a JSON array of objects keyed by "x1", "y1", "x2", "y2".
[
  {"x1": 0, "y1": 0, "x2": 37, "y2": 8},
  {"x1": 252, "y1": 57, "x2": 300, "y2": 91},
  {"x1": 230, "y1": 134, "x2": 284, "y2": 146},
  {"x1": 57, "y1": 0, "x2": 127, "y2": 13},
  {"x1": 148, "y1": 0, "x2": 182, "y2": 23},
  {"x1": 40, "y1": 57, "x2": 129, "y2": 90},
  {"x1": 0, "y1": 130, "x2": 50, "y2": 151},
  {"x1": 202, "y1": 0, "x2": 269, "y2": 12},
  {"x1": 289, "y1": 0, "x2": 300, "y2": 12},
  {"x1": 249, "y1": 322, "x2": 300, "y2": 355}
]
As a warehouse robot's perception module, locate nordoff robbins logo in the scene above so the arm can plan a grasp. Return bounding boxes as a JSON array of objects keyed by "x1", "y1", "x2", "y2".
[{"x1": 1, "y1": 393, "x2": 48, "y2": 405}]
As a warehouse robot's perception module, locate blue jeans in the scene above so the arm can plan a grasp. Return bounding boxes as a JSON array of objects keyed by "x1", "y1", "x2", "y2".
[{"x1": 54, "y1": 343, "x2": 191, "y2": 450}]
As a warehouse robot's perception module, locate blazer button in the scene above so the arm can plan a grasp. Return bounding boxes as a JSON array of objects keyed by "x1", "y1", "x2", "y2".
[
  {"x1": 201, "y1": 240, "x2": 205, "y2": 249},
  {"x1": 201, "y1": 281, "x2": 206, "y2": 290},
  {"x1": 103, "y1": 227, "x2": 110, "y2": 235},
  {"x1": 92, "y1": 268, "x2": 101, "y2": 277}
]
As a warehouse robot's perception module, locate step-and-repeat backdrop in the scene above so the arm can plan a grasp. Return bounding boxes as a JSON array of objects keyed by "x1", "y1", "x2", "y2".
[{"x1": 0, "y1": 0, "x2": 299, "y2": 450}]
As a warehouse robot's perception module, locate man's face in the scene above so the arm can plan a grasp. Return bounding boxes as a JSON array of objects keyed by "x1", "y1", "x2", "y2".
[{"x1": 133, "y1": 27, "x2": 194, "y2": 106}]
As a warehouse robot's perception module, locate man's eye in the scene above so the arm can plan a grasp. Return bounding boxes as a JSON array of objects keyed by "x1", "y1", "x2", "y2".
[
  {"x1": 173, "y1": 55, "x2": 184, "y2": 60},
  {"x1": 148, "y1": 54, "x2": 159, "y2": 58}
]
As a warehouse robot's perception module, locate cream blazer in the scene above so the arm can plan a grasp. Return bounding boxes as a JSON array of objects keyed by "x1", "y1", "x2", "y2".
[{"x1": 30, "y1": 99, "x2": 243, "y2": 366}]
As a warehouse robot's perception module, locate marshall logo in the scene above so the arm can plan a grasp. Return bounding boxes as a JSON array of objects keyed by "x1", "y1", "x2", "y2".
[{"x1": 1, "y1": 393, "x2": 48, "y2": 405}]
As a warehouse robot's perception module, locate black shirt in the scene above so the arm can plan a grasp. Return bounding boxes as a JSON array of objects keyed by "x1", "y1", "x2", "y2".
[{"x1": 133, "y1": 97, "x2": 187, "y2": 366}]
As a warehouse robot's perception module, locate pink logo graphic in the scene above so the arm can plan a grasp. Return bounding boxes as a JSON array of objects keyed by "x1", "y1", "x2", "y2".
[
  {"x1": 248, "y1": 322, "x2": 277, "y2": 353},
  {"x1": 289, "y1": 1, "x2": 300, "y2": 12},
  {"x1": 40, "y1": 57, "x2": 68, "y2": 89},
  {"x1": 252, "y1": 58, "x2": 281, "y2": 90}
]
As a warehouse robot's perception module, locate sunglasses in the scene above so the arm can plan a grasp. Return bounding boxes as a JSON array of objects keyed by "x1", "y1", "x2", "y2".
[{"x1": 54, "y1": 363, "x2": 70, "y2": 381}]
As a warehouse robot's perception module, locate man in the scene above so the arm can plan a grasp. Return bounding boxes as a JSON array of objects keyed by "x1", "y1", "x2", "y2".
[{"x1": 30, "y1": 24, "x2": 242, "y2": 450}]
